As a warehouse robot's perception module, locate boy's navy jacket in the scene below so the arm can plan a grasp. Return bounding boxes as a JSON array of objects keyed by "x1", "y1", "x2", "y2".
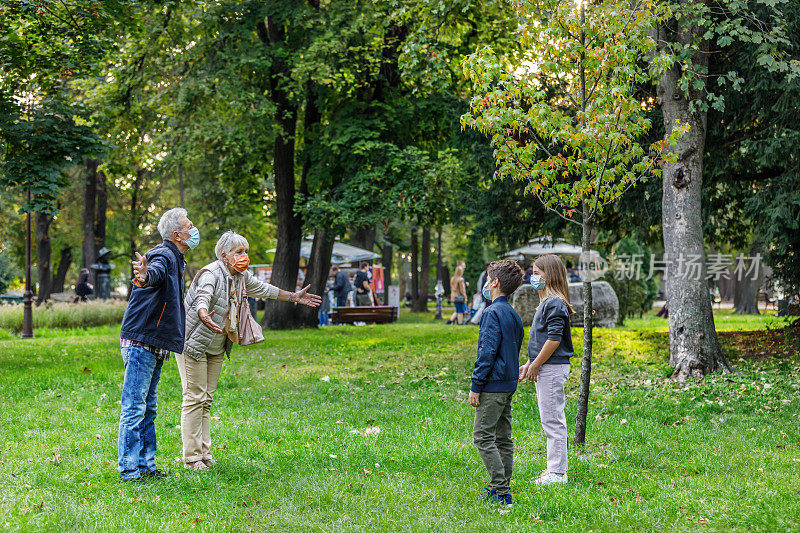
[
  {"x1": 471, "y1": 295, "x2": 524, "y2": 393},
  {"x1": 120, "y1": 240, "x2": 186, "y2": 354}
]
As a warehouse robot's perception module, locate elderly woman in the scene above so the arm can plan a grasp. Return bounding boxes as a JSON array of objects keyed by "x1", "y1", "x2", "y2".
[{"x1": 177, "y1": 231, "x2": 321, "y2": 471}]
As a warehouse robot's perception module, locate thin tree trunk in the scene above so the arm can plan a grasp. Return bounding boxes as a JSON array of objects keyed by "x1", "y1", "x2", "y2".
[
  {"x1": 574, "y1": 203, "x2": 593, "y2": 446},
  {"x1": 734, "y1": 237, "x2": 762, "y2": 315},
  {"x1": 381, "y1": 239, "x2": 393, "y2": 305},
  {"x1": 82, "y1": 159, "x2": 98, "y2": 282},
  {"x1": 35, "y1": 212, "x2": 52, "y2": 304},
  {"x1": 95, "y1": 169, "x2": 107, "y2": 252},
  {"x1": 257, "y1": 19, "x2": 303, "y2": 330},
  {"x1": 657, "y1": 23, "x2": 733, "y2": 379},
  {"x1": 128, "y1": 170, "x2": 142, "y2": 301},
  {"x1": 413, "y1": 226, "x2": 430, "y2": 312},
  {"x1": 52, "y1": 246, "x2": 72, "y2": 293},
  {"x1": 410, "y1": 228, "x2": 419, "y2": 310},
  {"x1": 297, "y1": 228, "x2": 335, "y2": 327}
]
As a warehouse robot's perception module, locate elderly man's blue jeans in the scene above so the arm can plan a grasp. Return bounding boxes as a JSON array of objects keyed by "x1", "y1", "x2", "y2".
[{"x1": 118, "y1": 345, "x2": 164, "y2": 480}]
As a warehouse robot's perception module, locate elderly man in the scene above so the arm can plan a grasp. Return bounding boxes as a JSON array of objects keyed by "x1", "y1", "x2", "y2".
[{"x1": 117, "y1": 207, "x2": 198, "y2": 482}]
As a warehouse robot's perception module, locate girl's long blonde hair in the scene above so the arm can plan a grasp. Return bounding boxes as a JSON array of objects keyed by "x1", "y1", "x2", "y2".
[{"x1": 533, "y1": 254, "x2": 574, "y2": 314}]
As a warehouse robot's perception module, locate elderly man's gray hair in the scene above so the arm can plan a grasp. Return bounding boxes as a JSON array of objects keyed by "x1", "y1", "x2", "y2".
[
  {"x1": 215, "y1": 230, "x2": 249, "y2": 259},
  {"x1": 157, "y1": 207, "x2": 188, "y2": 241}
]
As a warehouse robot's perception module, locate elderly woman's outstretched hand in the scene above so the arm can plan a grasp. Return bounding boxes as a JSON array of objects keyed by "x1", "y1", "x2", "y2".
[{"x1": 294, "y1": 285, "x2": 323, "y2": 308}]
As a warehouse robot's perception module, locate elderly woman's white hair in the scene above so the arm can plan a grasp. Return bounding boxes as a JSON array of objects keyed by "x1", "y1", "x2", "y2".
[
  {"x1": 157, "y1": 207, "x2": 188, "y2": 240},
  {"x1": 215, "y1": 230, "x2": 249, "y2": 260}
]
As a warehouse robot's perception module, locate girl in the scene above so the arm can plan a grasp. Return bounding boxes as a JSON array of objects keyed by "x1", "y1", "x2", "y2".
[{"x1": 519, "y1": 254, "x2": 575, "y2": 485}]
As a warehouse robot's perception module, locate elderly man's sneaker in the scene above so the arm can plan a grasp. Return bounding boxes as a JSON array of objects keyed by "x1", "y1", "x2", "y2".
[
  {"x1": 203, "y1": 458, "x2": 217, "y2": 468},
  {"x1": 533, "y1": 472, "x2": 567, "y2": 485}
]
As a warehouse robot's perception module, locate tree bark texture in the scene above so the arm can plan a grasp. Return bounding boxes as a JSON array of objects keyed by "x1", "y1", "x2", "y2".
[
  {"x1": 734, "y1": 236, "x2": 762, "y2": 315},
  {"x1": 82, "y1": 159, "x2": 98, "y2": 279},
  {"x1": 574, "y1": 205, "x2": 593, "y2": 446},
  {"x1": 657, "y1": 23, "x2": 733, "y2": 379},
  {"x1": 296, "y1": 228, "x2": 334, "y2": 327},
  {"x1": 52, "y1": 246, "x2": 72, "y2": 294},
  {"x1": 381, "y1": 240, "x2": 393, "y2": 305},
  {"x1": 95, "y1": 169, "x2": 107, "y2": 253},
  {"x1": 410, "y1": 228, "x2": 419, "y2": 310},
  {"x1": 350, "y1": 227, "x2": 376, "y2": 254},
  {"x1": 413, "y1": 227, "x2": 430, "y2": 312},
  {"x1": 35, "y1": 212, "x2": 52, "y2": 303},
  {"x1": 257, "y1": 18, "x2": 304, "y2": 330}
]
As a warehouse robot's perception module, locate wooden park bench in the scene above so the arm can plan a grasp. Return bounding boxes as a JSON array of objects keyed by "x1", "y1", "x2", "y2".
[{"x1": 330, "y1": 306, "x2": 399, "y2": 325}]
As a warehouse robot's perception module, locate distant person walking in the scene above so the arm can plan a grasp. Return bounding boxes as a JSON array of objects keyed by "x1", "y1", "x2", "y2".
[
  {"x1": 354, "y1": 262, "x2": 373, "y2": 306},
  {"x1": 117, "y1": 207, "x2": 198, "y2": 482},
  {"x1": 331, "y1": 265, "x2": 350, "y2": 307},
  {"x1": 74, "y1": 268, "x2": 93, "y2": 302},
  {"x1": 450, "y1": 263, "x2": 468, "y2": 325}
]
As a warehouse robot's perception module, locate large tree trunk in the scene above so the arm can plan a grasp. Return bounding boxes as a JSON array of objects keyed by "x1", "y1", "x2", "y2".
[
  {"x1": 574, "y1": 206, "x2": 593, "y2": 446},
  {"x1": 257, "y1": 19, "x2": 303, "y2": 330},
  {"x1": 410, "y1": 228, "x2": 419, "y2": 310},
  {"x1": 413, "y1": 227, "x2": 430, "y2": 312},
  {"x1": 52, "y1": 246, "x2": 72, "y2": 294},
  {"x1": 82, "y1": 159, "x2": 98, "y2": 281},
  {"x1": 35, "y1": 212, "x2": 52, "y2": 304},
  {"x1": 128, "y1": 170, "x2": 142, "y2": 301},
  {"x1": 657, "y1": 27, "x2": 733, "y2": 380},
  {"x1": 734, "y1": 237, "x2": 762, "y2": 315}
]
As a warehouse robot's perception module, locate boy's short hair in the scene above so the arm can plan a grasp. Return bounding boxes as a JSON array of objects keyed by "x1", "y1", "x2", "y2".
[
  {"x1": 360, "y1": 261, "x2": 369, "y2": 269},
  {"x1": 331, "y1": 265, "x2": 340, "y2": 272},
  {"x1": 487, "y1": 259, "x2": 524, "y2": 295}
]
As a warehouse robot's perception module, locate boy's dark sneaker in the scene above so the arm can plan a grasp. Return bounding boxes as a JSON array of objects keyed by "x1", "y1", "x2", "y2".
[
  {"x1": 142, "y1": 469, "x2": 168, "y2": 479},
  {"x1": 481, "y1": 488, "x2": 513, "y2": 507}
]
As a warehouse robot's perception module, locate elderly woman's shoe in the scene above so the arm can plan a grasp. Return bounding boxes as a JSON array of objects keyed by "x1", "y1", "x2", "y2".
[
  {"x1": 184, "y1": 461, "x2": 208, "y2": 472},
  {"x1": 203, "y1": 458, "x2": 217, "y2": 467}
]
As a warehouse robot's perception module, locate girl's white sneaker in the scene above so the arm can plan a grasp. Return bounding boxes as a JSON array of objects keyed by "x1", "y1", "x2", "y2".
[{"x1": 533, "y1": 472, "x2": 568, "y2": 485}]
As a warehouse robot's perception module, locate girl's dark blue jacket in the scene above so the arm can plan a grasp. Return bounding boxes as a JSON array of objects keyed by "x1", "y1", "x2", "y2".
[
  {"x1": 120, "y1": 240, "x2": 186, "y2": 354},
  {"x1": 470, "y1": 296, "x2": 524, "y2": 393}
]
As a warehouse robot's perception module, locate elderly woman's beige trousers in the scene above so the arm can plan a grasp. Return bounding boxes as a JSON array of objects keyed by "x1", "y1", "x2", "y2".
[{"x1": 175, "y1": 352, "x2": 224, "y2": 464}]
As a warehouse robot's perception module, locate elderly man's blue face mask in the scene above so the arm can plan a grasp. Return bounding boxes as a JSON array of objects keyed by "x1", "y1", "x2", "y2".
[{"x1": 185, "y1": 227, "x2": 200, "y2": 249}]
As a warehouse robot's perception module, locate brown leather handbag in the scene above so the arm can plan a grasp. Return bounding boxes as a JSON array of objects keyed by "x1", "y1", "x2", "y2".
[{"x1": 237, "y1": 287, "x2": 264, "y2": 345}]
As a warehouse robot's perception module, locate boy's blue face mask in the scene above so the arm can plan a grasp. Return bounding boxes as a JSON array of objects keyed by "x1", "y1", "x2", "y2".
[
  {"x1": 530, "y1": 274, "x2": 545, "y2": 291},
  {"x1": 482, "y1": 281, "x2": 492, "y2": 300}
]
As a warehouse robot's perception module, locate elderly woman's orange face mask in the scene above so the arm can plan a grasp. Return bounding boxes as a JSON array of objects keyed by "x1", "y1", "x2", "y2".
[{"x1": 231, "y1": 253, "x2": 250, "y2": 273}]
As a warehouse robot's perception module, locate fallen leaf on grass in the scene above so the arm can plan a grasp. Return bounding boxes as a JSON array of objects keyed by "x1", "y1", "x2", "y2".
[
  {"x1": 32, "y1": 502, "x2": 43, "y2": 509},
  {"x1": 499, "y1": 509, "x2": 511, "y2": 515},
  {"x1": 51, "y1": 453, "x2": 60, "y2": 466},
  {"x1": 320, "y1": 376, "x2": 330, "y2": 382},
  {"x1": 129, "y1": 498, "x2": 143, "y2": 504}
]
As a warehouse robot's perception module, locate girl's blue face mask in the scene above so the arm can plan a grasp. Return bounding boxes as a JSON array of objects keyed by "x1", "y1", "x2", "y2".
[{"x1": 530, "y1": 274, "x2": 545, "y2": 291}]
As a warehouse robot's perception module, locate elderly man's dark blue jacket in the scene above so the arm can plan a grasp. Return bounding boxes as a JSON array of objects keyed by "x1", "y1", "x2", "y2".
[
  {"x1": 470, "y1": 296, "x2": 524, "y2": 394},
  {"x1": 120, "y1": 240, "x2": 186, "y2": 354}
]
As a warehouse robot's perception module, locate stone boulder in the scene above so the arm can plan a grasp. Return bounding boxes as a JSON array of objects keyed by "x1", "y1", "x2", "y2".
[
  {"x1": 511, "y1": 281, "x2": 619, "y2": 328},
  {"x1": 510, "y1": 284, "x2": 541, "y2": 326},
  {"x1": 568, "y1": 281, "x2": 619, "y2": 328}
]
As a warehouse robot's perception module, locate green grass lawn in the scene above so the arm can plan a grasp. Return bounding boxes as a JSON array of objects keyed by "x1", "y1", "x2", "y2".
[{"x1": 1, "y1": 310, "x2": 798, "y2": 532}]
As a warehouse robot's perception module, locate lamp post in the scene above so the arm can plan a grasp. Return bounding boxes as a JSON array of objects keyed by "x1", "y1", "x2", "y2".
[{"x1": 22, "y1": 188, "x2": 34, "y2": 339}]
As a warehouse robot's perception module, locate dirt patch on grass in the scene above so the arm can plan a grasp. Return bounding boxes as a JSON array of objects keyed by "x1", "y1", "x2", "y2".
[{"x1": 718, "y1": 323, "x2": 800, "y2": 359}]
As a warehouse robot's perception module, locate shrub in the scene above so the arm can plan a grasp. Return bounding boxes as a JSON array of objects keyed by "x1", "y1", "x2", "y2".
[{"x1": 0, "y1": 300, "x2": 126, "y2": 332}]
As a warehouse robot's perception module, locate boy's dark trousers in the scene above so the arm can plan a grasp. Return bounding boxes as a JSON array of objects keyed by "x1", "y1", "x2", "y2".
[{"x1": 473, "y1": 391, "x2": 514, "y2": 496}]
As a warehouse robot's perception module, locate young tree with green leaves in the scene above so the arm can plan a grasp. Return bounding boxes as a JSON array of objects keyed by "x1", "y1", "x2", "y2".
[{"x1": 463, "y1": 0, "x2": 684, "y2": 444}]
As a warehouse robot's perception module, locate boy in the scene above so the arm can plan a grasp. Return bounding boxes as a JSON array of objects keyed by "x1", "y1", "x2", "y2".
[{"x1": 468, "y1": 259, "x2": 525, "y2": 507}]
